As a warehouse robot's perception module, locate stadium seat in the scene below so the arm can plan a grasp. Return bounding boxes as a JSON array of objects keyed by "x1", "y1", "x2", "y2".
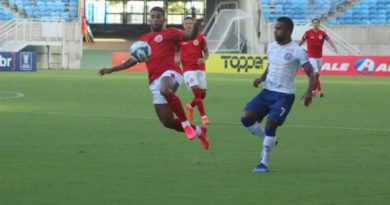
[{"x1": 328, "y1": 0, "x2": 390, "y2": 25}]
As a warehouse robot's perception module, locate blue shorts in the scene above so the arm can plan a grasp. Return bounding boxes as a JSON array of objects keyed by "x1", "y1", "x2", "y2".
[{"x1": 243, "y1": 89, "x2": 295, "y2": 125}]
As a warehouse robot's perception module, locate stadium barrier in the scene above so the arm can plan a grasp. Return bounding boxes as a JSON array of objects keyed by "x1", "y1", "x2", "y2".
[
  {"x1": 311, "y1": 56, "x2": 390, "y2": 77},
  {"x1": 112, "y1": 52, "x2": 268, "y2": 74},
  {"x1": 112, "y1": 52, "x2": 390, "y2": 77},
  {"x1": 205, "y1": 54, "x2": 268, "y2": 74},
  {"x1": 0, "y1": 52, "x2": 36, "y2": 71}
]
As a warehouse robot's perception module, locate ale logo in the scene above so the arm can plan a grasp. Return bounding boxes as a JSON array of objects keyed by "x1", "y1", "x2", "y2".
[{"x1": 354, "y1": 58, "x2": 375, "y2": 74}]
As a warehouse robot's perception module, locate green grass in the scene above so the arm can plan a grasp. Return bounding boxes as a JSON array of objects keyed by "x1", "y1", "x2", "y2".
[{"x1": 1, "y1": 71, "x2": 389, "y2": 205}]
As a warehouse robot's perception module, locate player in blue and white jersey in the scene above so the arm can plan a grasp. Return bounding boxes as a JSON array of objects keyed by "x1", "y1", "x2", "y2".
[{"x1": 240, "y1": 16, "x2": 316, "y2": 173}]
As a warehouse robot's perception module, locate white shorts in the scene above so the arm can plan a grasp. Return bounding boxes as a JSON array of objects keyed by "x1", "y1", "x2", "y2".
[
  {"x1": 309, "y1": 58, "x2": 323, "y2": 73},
  {"x1": 149, "y1": 70, "x2": 183, "y2": 104},
  {"x1": 183, "y1": 70, "x2": 207, "y2": 90}
]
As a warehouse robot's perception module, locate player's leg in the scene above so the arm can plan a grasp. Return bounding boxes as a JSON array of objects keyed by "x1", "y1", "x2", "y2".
[
  {"x1": 184, "y1": 71, "x2": 196, "y2": 121},
  {"x1": 240, "y1": 90, "x2": 270, "y2": 139},
  {"x1": 154, "y1": 104, "x2": 209, "y2": 149},
  {"x1": 159, "y1": 74, "x2": 196, "y2": 140},
  {"x1": 254, "y1": 92, "x2": 295, "y2": 173},
  {"x1": 317, "y1": 58, "x2": 324, "y2": 97},
  {"x1": 154, "y1": 103, "x2": 182, "y2": 131},
  {"x1": 198, "y1": 71, "x2": 209, "y2": 125},
  {"x1": 184, "y1": 71, "x2": 208, "y2": 124},
  {"x1": 309, "y1": 58, "x2": 320, "y2": 96},
  {"x1": 189, "y1": 71, "x2": 209, "y2": 125}
]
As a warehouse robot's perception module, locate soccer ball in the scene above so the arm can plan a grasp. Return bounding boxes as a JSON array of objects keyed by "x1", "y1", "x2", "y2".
[{"x1": 129, "y1": 41, "x2": 152, "y2": 63}]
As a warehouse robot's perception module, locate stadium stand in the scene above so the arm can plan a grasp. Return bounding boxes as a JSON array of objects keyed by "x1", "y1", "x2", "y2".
[
  {"x1": 0, "y1": 0, "x2": 82, "y2": 69},
  {"x1": 260, "y1": 0, "x2": 350, "y2": 23},
  {"x1": 260, "y1": 0, "x2": 390, "y2": 25},
  {"x1": 328, "y1": 0, "x2": 390, "y2": 25},
  {"x1": 0, "y1": 0, "x2": 77, "y2": 21}
]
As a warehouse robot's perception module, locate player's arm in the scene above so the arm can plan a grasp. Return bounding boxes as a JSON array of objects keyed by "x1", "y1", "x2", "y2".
[
  {"x1": 175, "y1": 48, "x2": 182, "y2": 66},
  {"x1": 326, "y1": 37, "x2": 338, "y2": 53},
  {"x1": 298, "y1": 32, "x2": 307, "y2": 46},
  {"x1": 197, "y1": 44, "x2": 209, "y2": 65},
  {"x1": 98, "y1": 57, "x2": 137, "y2": 76},
  {"x1": 301, "y1": 62, "x2": 316, "y2": 107},
  {"x1": 253, "y1": 65, "x2": 268, "y2": 87},
  {"x1": 203, "y1": 46, "x2": 209, "y2": 61}
]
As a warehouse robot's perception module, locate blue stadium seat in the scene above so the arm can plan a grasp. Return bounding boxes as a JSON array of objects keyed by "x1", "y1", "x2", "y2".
[{"x1": 328, "y1": 0, "x2": 390, "y2": 25}]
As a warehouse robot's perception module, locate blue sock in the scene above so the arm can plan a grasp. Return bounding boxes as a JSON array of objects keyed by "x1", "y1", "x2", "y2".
[{"x1": 241, "y1": 117, "x2": 265, "y2": 138}]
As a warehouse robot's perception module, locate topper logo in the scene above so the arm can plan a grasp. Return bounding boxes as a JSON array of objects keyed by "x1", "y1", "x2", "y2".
[{"x1": 220, "y1": 55, "x2": 263, "y2": 72}]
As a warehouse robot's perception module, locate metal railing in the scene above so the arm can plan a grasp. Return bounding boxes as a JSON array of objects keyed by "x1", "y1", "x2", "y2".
[
  {"x1": 320, "y1": 23, "x2": 362, "y2": 55},
  {"x1": 0, "y1": 18, "x2": 65, "y2": 52}
]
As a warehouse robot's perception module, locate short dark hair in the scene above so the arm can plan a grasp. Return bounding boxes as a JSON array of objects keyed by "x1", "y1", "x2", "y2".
[
  {"x1": 184, "y1": 16, "x2": 193, "y2": 21},
  {"x1": 277, "y1": 16, "x2": 294, "y2": 33},
  {"x1": 312, "y1": 18, "x2": 320, "y2": 23},
  {"x1": 150, "y1": 6, "x2": 165, "y2": 16}
]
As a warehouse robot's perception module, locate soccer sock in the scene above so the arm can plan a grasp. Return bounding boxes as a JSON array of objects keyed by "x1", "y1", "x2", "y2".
[
  {"x1": 314, "y1": 73, "x2": 320, "y2": 91},
  {"x1": 195, "y1": 126, "x2": 202, "y2": 137},
  {"x1": 260, "y1": 136, "x2": 276, "y2": 166},
  {"x1": 172, "y1": 119, "x2": 184, "y2": 132},
  {"x1": 192, "y1": 88, "x2": 206, "y2": 116},
  {"x1": 201, "y1": 90, "x2": 206, "y2": 99},
  {"x1": 260, "y1": 128, "x2": 277, "y2": 166},
  {"x1": 190, "y1": 99, "x2": 196, "y2": 108},
  {"x1": 316, "y1": 74, "x2": 322, "y2": 92},
  {"x1": 165, "y1": 93, "x2": 187, "y2": 122},
  {"x1": 172, "y1": 119, "x2": 198, "y2": 134},
  {"x1": 241, "y1": 117, "x2": 265, "y2": 138}
]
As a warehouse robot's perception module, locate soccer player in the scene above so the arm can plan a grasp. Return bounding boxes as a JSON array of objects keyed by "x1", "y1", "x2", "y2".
[
  {"x1": 176, "y1": 17, "x2": 210, "y2": 125},
  {"x1": 299, "y1": 18, "x2": 338, "y2": 97},
  {"x1": 98, "y1": 7, "x2": 209, "y2": 149},
  {"x1": 240, "y1": 17, "x2": 315, "y2": 173}
]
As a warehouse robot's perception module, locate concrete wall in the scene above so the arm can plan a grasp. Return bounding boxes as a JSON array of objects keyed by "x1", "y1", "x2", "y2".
[
  {"x1": 257, "y1": 22, "x2": 390, "y2": 55},
  {"x1": 327, "y1": 26, "x2": 390, "y2": 55},
  {"x1": 35, "y1": 22, "x2": 82, "y2": 69}
]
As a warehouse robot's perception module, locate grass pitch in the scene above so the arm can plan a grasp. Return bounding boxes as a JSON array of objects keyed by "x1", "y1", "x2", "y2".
[{"x1": 1, "y1": 71, "x2": 389, "y2": 205}]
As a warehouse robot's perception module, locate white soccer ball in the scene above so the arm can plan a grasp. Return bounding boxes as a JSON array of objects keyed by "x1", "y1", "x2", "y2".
[{"x1": 129, "y1": 41, "x2": 152, "y2": 63}]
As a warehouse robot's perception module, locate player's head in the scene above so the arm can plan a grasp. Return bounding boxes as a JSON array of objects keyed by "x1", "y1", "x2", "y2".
[
  {"x1": 312, "y1": 18, "x2": 321, "y2": 30},
  {"x1": 183, "y1": 17, "x2": 194, "y2": 32},
  {"x1": 149, "y1": 6, "x2": 166, "y2": 31},
  {"x1": 274, "y1": 16, "x2": 294, "y2": 43}
]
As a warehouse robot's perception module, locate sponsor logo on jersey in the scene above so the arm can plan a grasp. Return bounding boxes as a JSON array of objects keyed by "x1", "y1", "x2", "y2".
[
  {"x1": 193, "y1": 40, "x2": 199, "y2": 46},
  {"x1": 284, "y1": 53, "x2": 292, "y2": 61}
]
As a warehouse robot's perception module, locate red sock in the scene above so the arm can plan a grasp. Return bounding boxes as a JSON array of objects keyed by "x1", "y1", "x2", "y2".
[
  {"x1": 190, "y1": 99, "x2": 196, "y2": 108},
  {"x1": 316, "y1": 73, "x2": 322, "y2": 92},
  {"x1": 201, "y1": 90, "x2": 206, "y2": 99},
  {"x1": 172, "y1": 119, "x2": 197, "y2": 133},
  {"x1": 172, "y1": 119, "x2": 184, "y2": 132},
  {"x1": 193, "y1": 88, "x2": 206, "y2": 116},
  {"x1": 165, "y1": 93, "x2": 187, "y2": 122}
]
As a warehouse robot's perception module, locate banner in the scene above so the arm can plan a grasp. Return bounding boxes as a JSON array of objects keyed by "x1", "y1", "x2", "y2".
[
  {"x1": 0, "y1": 52, "x2": 37, "y2": 72},
  {"x1": 112, "y1": 52, "x2": 147, "y2": 72},
  {"x1": 112, "y1": 53, "x2": 390, "y2": 77},
  {"x1": 299, "y1": 56, "x2": 390, "y2": 77},
  {"x1": 205, "y1": 54, "x2": 268, "y2": 74}
]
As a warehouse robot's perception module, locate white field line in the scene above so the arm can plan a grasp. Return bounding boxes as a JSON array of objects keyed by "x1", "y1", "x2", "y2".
[
  {"x1": 0, "y1": 109, "x2": 389, "y2": 133},
  {"x1": 0, "y1": 91, "x2": 24, "y2": 100}
]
